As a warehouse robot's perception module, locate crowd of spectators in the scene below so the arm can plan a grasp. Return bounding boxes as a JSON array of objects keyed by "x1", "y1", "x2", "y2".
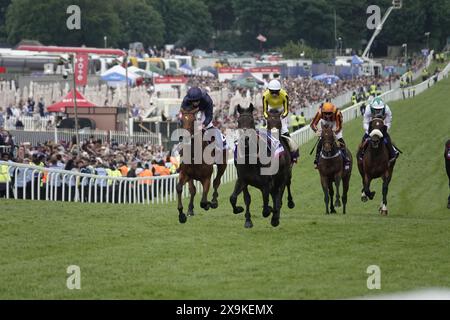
[{"x1": 0, "y1": 128, "x2": 180, "y2": 201}]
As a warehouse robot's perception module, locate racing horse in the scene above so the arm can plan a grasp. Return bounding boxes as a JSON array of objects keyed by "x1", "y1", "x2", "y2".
[
  {"x1": 266, "y1": 109, "x2": 296, "y2": 210},
  {"x1": 176, "y1": 106, "x2": 228, "y2": 223},
  {"x1": 317, "y1": 124, "x2": 352, "y2": 214},
  {"x1": 230, "y1": 104, "x2": 291, "y2": 228},
  {"x1": 358, "y1": 118, "x2": 396, "y2": 215}
]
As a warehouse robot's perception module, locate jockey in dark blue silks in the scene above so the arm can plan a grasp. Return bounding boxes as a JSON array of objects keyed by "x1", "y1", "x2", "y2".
[
  {"x1": 181, "y1": 87, "x2": 214, "y2": 130},
  {"x1": 180, "y1": 87, "x2": 226, "y2": 152}
]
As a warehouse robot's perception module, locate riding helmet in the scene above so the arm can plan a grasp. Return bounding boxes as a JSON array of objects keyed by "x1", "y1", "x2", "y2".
[
  {"x1": 187, "y1": 87, "x2": 203, "y2": 101},
  {"x1": 268, "y1": 79, "x2": 282, "y2": 91}
]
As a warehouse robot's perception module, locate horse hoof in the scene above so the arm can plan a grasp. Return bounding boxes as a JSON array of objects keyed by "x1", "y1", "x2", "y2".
[
  {"x1": 271, "y1": 218, "x2": 280, "y2": 227},
  {"x1": 288, "y1": 201, "x2": 295, "y2": 209},
  {"x1": 381, "y1": 210, "x2": 388, "y2": 216},
  {"x1": 262, "y1": 207, "x2": 272, "y2": 218},
  {"x1": 210, "y1": 202, "x2": 218, "y2": 209},
  {"x1": 234, "y1": 206, "x2": 244, "y2": 214},
  {"x1": 369, "y1": 192, "x2": 376, "y2": 200},
  {"x1": 179, "y1": 214, "x2": 187, "y2": 224},
  {"x1": 335, "y1": 200, "x2": 341, "y2": 208},
  {"x1": 331, "y1": 209, "x2": 337, "y2": 214},
  {"x1": 187, "y1": 211, "x2": 195, "y2": 217},
  {"x1": 361, "y1": 195, "x2": 368, "y2": 203},
  {"x1": 200, "y1": 202, "x2": 211, "y2": 211},
  {"x1": 244, "y1": 220, "x2": 253, "y2": 229}
]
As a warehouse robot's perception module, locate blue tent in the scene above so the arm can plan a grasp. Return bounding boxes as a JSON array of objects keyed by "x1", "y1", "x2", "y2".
[
  {"x1": 100, "y1": 65, "x2": 138, "y2": 87},
  {"x1": 313, "y1": 73, "x2": 340, "y2": 84}
]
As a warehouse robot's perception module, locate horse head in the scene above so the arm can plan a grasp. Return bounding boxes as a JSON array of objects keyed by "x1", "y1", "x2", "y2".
[
  {"x1": 369, "y1": 118, "x2": 385, "y2": 148},
  {"x1": 267, "y1": 109, "x2": 282, "y2": 132},
  {"x1": 179, "y1": 106, "x2": 200, "y2": 135},
  {"x1": 236, "y1": 103, "x2": 255, "y2": 130},
  {"x1": 321, "y1": 123, "x2": 338, "y2": 154}
]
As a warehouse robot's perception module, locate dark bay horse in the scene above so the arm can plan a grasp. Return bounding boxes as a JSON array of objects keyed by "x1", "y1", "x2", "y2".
[
  {"x1": 317, "y1": 125, "x2": 352, "y2": 214},
  {"x1": 230, "y1": 104, "x2": 291, "y2": 228},
  {"x1": 266, "y1": 109, "x2": 295, "y2": 210},
  {"x1": 176, "y1": 106, "x2": 227, "y2": 224},
  {"x1": 357, "y1": 118, "x2": 396, "y2": 215}
]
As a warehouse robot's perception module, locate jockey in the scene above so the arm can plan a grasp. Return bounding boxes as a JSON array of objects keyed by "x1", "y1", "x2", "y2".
[
  {"x1": 311, "y1": 102, "x2": 350, "y2": 170},
  {"x1": 359, "y1": 96, "x2": 398, "y2": 162},
  {"x1": 262, "y1": 79, "x2": 299, "y2": 161},
  {"x1": 180, "y1": 86, "x2": 225, "y2": 150},
  {"x1": 181, "y1": 87, "x2": 214, "y2": 129}
]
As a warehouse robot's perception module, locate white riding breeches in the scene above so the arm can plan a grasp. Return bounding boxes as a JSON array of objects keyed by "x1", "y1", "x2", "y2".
[
  {"x1": 198, "y1": 111, "x2": 227, "y2": 150},
  {"x1": 317, "y1": 119, "x2": 343, "y2": 140}
]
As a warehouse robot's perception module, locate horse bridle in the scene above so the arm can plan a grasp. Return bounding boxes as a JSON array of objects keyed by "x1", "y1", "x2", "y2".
[
  {"x1": 321, "y1": 129, "x2": 340, "y2": 159},
  {"x1": 369, "y1": 118, "x2": 385, "y2": 148}
]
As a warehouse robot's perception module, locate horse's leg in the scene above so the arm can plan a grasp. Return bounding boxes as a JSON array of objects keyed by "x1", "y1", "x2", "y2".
[
  {"x1": 187, "y1": 180, "x2": 196, "y2": 216},
  {"x1": 380, "y1": 174, "x2": 391, "y2": 216},
  {"x1": 200, "y1": 176, "x2": 212, "y2": 211},
  {"x1": 334, "y1": 175, "x2": 342, "y2": 209},
  {"x1": 320, "y1": 175, "x2": 330, "y2": 214},
  {"x1": 177, "y1": 173, "x2": 189, "y2": 223},
  {"x1": 261, "y1": 183, "x2": 272, "y2": 218},
  {"x1": 287, "y1": 168, "x2": 295, "y2": 209},
  {"x1": 230, "y1": 178, "x2": 245, "y2": 214},
  {"x1": 211, "y1": 163, "x2": 227, "y2": 209},
  {"x1": 361, "y1": 174, "x2": 376, "y2": 202},
  {"x1": 270, "y1": 188, "x2": 281, "y2": 227},
  {"x1": 342, "y1": 175, "x2": 350, "y2": 214},
  {"x1": 328, "y1": 180, "x2": 336, "y2": 214},
  {"x1": 243, "y1": 186, "x2": 253, "y2": 228}
]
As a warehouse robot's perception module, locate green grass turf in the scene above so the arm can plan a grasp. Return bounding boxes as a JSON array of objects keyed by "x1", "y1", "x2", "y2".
[{"x1": 1, "y1": 77, "x2": 450, "y2": 300}]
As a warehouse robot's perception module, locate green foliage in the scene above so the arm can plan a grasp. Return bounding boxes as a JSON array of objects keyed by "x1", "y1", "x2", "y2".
[
  {"x1": 113, "y1": 0, "x2": 165, "y2": 48},
  {"x1": 157, "y1": 0, "x2": 213, "y2": 49},
  {"x1": 0, "y1": 0, "x2": 449, "y2": 52},
  {"x1": 5, "y1": 0, "x2": 121, "y2": 47},
  {"x1": 0, "y1": 0, "x2": 11, "y2": 42},
  {"x1": 279, "y1": 41, "x2": 327, "y2": 61}
]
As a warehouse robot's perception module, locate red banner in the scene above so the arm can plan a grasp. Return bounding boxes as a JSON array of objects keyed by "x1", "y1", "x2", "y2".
[
  {"x1": 218, "y1": 68, "x2": 245, "y2": 74},
  {"x1": 0, "y1": 67, "x2": 6, "y2": 74},
  {"x1": 250, "y1": 67, "x2": 281, "y2": 73},
  {"x1": 74, "y1": 53, "x2": 89, "y2": 86},
  {"x1": 154, "y1": 76, "x2": 187, "y2": 84},
  {"x1": 218, "y1": 67, "x2": 280, "y2": 74}
]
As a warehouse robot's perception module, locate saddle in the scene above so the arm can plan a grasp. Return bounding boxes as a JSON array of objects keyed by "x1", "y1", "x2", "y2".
[{"x1": 234, "y1": 130, "x2": 284, "y2": 162}]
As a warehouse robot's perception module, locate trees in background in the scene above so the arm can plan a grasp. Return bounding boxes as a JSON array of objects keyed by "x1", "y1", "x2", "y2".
[{"x1": 0, "y1": 0, "x2": 449, "y2": 52}]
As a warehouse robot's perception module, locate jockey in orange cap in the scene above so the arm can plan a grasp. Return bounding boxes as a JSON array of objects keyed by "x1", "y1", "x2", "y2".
[{"x1": 310, "y1": 101, "x2": 350, "y2": 170}]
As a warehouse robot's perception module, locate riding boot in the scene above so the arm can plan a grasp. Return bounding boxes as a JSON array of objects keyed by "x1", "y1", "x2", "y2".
[
  {"x1": 282, "y1": 132, "x2": 299, "y2": 163},
  {"x1": 384, "y1": 133, "x2": 398, "y2": 162},
  {"x1": 314, "y1": 139, "x2": 323, "y2": 169},
  {"x1": 338, "y1": 138, "x2": 350, "y2": 170}
]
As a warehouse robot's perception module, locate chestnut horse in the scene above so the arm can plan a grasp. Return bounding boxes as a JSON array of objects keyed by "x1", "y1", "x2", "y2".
[
  {"x1": 358, "y1": 118, "x2": 396, "y2": 215},
  {"x1": 176, "y1": 106, "x2": 227, "y2": 223},
  {"x1": 317, "y1": 125, "x2": 352, "y2": 214}
]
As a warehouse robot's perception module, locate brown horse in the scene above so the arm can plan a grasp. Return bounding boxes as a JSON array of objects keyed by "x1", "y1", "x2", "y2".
[
  {"x1": 266, "y1": 109, "x2": 295, "y2": 210},
  {"x1": 317, "y1": 125, "x2": 352, "y2": 214},
  {"x1": 357, "y1": 118, "x2": 396, "y2": 215},
  {"x1": 176, "y1": 107, "x2": 228, "y2": 223}
]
